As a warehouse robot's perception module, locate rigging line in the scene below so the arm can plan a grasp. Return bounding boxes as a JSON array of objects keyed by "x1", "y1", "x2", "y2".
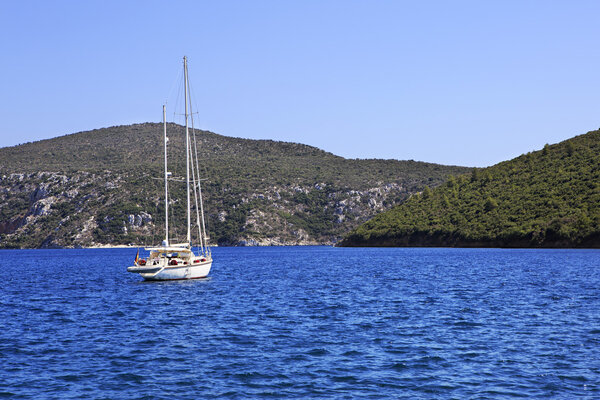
[
  {"x1": 191, "y1": 120, "x2": 212, "y2": 245},
  {"x1": 188, "y1": 80, "x2": 206, "y2": 133},
  {"x1": 186, "y1": 70, "x2": 210, "y2": 252},
  {"x1": 172, "y1": 111, "x2": 199, "y2": 124},
  {"x1": 150, "y1": 210, "x2": 157, "y2": 251},
  {"x1": 169, "y1": 190, "x2": 180, "y2": 245},
  {"x1": 189, "y1": 135, "x2": 204, "y2": 253},
  {"x1": 187, "y1": 76, "x2": 206, "y2": 253},
  {"x1": 188, "y1": 104, "x2": 212, "y2": 247},
  {"x1": 171, "y1": 67, "x2": 184, "y2": 124},
  {"x1": 185, "y1": 63, "x2": 200, "y2": 242},
  {"x1": 149, "y1": 178, "x2": 160, "y2": 248},
  {"x1": 166, "y1": 178, "x2": 183, "y2": 245},
  {"x1": 164, "y1": 66, "x2": 184, "y2": 107},
  {"x1": 190, "y1": 117, "x2": 210, "y2": 252},
  {"x1": 151, "y1": 177, "x2": 186, "y2": 182}
]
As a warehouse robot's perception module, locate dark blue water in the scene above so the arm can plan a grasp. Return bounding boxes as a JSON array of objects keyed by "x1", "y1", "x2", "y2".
[{"x1": 1, "y1": 247, "x2": 599, "y2": 399}]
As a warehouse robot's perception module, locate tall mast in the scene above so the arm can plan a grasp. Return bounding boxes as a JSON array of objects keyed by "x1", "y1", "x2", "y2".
[
  {"x1": 184, "y1": 56, "x2": 191, "y2": 246},
  {"x1": 163, "y1": 105, "x2": 169, "y2": 246}
]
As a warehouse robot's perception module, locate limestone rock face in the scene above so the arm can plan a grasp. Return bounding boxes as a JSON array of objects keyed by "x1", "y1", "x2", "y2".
[
  {"x1": 0, "y1": 171, "x2": 436, "y2": 248},
  {"x1": 0, "y1": 123, "x2": 467, "y2": 248}
]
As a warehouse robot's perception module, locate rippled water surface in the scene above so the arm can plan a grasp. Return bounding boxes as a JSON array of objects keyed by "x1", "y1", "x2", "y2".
[{"x1": 1, "y1": 247, "x2": 599, "y2": 399}]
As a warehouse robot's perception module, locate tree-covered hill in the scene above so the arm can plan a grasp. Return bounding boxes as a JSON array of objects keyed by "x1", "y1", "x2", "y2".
[
  {"x1": 0, "y1": 123, "x2": 467, "y2": 248},
  {"x1": 340, "y1": 129, "x2": 600, "y2": 248}
]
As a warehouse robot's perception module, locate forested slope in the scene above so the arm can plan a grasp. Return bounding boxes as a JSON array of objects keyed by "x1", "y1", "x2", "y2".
[{"x1": 341, "y1": 130, "x2": 600, "y2": 248}]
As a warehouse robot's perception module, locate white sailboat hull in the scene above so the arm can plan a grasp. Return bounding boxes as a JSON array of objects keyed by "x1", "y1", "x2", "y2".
[{"x1": 128, "y1": 259, "x2": 212, "y2": 281}]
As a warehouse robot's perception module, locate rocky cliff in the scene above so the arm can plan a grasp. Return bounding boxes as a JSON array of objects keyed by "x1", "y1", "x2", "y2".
[{"x1": 0, "y1": 124, "x2": 468, "y2": 248}]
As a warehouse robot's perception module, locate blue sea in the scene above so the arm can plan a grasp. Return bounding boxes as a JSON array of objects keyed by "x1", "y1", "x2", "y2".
[{"x1": 1, "y1": 247, "x2": 599, "y2": 399}]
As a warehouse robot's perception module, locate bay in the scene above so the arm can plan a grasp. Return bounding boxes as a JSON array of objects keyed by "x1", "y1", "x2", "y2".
[{"x1": 1, "y1": 247, "x2": 599, "y2": 399}]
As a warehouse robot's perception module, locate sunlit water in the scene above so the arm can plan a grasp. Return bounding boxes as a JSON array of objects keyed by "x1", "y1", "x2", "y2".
[{"x1": 1, "y1": 247, "x2": 599, "y2": 399}]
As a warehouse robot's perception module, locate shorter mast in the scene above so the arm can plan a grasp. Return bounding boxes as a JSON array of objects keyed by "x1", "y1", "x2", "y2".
[{"x1": 163, "y1": 105, "x2": 169, "y2": 246}]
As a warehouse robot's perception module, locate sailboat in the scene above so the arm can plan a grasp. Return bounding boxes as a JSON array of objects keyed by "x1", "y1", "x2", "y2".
[{"x1": 127, "y1": 56, "x2": 213, "y2": 281}]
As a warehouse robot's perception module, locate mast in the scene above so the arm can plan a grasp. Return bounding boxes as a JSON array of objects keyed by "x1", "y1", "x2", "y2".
[
  {"x1": 184, "y1": 56, "x2": 191, "y2": 247},
  {"x1": 163, "y1": 105, "x2": 169, "y2": 246}
]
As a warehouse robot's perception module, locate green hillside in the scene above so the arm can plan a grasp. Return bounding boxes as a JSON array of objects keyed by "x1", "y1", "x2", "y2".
[
  {"x1": 0, "y1": 123, "x2": 467, "y2": 248},
  {"x1": 340, "y1": 129, "x2": 600, "y2": 248},
  {"x1": 0, "y1": 123, "x2": 462, "y2": 190}
]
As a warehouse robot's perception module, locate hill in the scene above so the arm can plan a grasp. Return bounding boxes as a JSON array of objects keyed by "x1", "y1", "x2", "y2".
[
  {"x1": 340, "y1": 129, "x2": 600, "y2": 248},
  {"x1": 0, "y1": 123, "x2": 467, "y2": 248}
]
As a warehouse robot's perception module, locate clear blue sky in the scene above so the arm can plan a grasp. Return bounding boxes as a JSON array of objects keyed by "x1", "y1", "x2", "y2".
[{"x1": 1, "y1": 1, "x2": 599, "y2": 167}]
